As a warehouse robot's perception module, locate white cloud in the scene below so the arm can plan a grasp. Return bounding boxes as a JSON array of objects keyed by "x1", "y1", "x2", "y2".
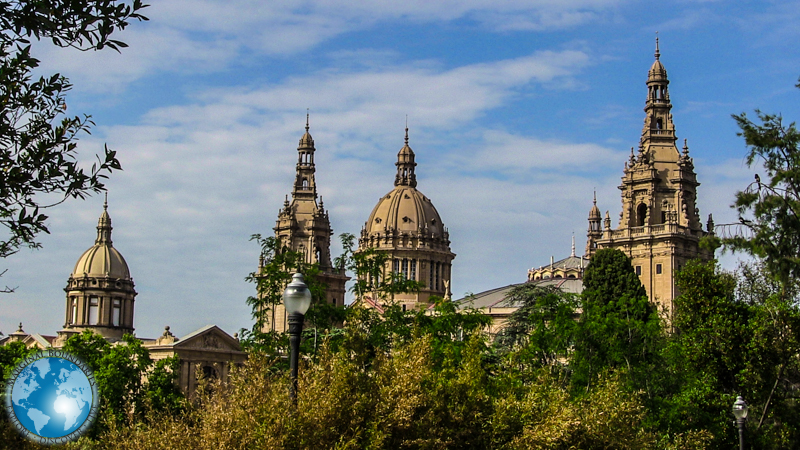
[{"x1": 27, "y1": 0, "x2": 620, "y2": 94}]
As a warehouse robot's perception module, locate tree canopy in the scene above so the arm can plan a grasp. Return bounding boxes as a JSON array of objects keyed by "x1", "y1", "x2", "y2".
[{"x1": 0, "y1": 0, "x2": 147, "y2": 271}]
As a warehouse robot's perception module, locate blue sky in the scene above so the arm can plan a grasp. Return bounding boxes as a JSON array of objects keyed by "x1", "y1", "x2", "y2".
[{"x1": 2, "y1": 0, "x2": 799, "y2": 339}]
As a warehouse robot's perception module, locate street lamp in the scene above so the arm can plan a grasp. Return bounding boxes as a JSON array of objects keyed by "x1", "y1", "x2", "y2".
[
  {"x1": 732, "y1": 395, "x2": 749, "y2": 450},
  {"x1": 284, "y1": 272, "x2": 312, "y2": 404}
]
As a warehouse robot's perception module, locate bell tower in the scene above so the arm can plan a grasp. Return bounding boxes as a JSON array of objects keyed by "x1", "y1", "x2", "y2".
[
  {"x1": 593, "y1": 38, "x2": 714, "y2": 319},
  {"x1": 265, "y1": 115, "x2": 349, "y2": 333}
]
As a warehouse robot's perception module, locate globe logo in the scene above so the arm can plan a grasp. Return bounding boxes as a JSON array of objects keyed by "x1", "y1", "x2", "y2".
[{"x1": 3, "y1": 350, "x2": 99, "y2": 444}]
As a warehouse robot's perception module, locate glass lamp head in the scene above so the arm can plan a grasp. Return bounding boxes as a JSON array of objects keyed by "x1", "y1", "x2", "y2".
[
  {"x1": 284, "y1": 272, "x2": 312, "y2": 315},
  {"x1": 732, "y1": 396, "x2": 749, "y2": 420}
]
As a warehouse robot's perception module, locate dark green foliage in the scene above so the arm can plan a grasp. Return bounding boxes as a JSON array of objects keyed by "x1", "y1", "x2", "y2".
[
  {"x1": 0, "y1": 1, "x2": 147, "y2": 266},
  {"x1": 571, "y1": 248, "x2": 663, "y2": 394},
  {"x1": 61, "y1": 331, "x2": 183, "y2": 431},
  {"x1": 494, "y1": 283, "x2": 579, "y2": 368},
  {"x1": 241, "y1": 234, "x2": 337, "y2": 356},
  {"x1": 725, "y1": 83, "x2": 800, "y2": 293}
]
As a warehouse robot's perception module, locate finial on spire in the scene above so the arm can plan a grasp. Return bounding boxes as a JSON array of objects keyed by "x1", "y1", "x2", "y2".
[
  {"x1": 571, "y1": 233, "x2": 576, "y2": 257},
  {"x1": 683, "y1": 138, "x2": 689, "y2": 156},
  {"x1": 404, "y1": 116, "x2": 409, "y2": 146},
  {"x1": 593, "y1": 190, "x2": 597, "y2": 205},
  {"x1": 655, "y1": 32, "x2": 660, "y2": 60},
  {"x1": 306, "y1": 108, "x2": 310, "y2": 132},
  {"x1": 104, "y1": 192, "x2": 108, "y2": 211}
]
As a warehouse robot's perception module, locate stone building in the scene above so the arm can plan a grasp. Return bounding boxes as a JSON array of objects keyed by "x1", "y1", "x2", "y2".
[
  {"x1": 1, "y1": 199, "x2": 246, "y2": 396},
  {"x1": 357, "y1": 127, "x2": 456, "y2": 310},
  {"x1": 587, "y1": 38, "x2": 714, "y2": 319},
  {"x1": 460, "y1": 40, "x2": 715, "y2": 329},
  {"x1": 261, "y1": 116, "x2": 349, "y2": 333}
]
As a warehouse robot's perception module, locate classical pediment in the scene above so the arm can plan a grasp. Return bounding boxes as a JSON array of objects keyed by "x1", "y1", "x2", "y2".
[{"x1": 171, "y1": 325, "x2": 242, "y2": 352}]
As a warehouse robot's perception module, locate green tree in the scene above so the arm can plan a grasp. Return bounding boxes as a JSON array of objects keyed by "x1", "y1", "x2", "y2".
[
  {"x1": 494, "y1": 283, "x2": 579, "y2": 369},
  {"x1": 0, "y1": 1, "x2": 147, "y2": 269},
  {"x1": 241, "y1": 234, "x2": 335, "y2": 356},
  {"x1": 725, "y1": 79, "x2": 800, "y2": 294},
  {"x1": 62, "y1": 331, "x2": 183, "y2": 430},
  {"x1": 336, "y1": 232, "x2": 424, "y2": 304},
  {"x1": 571, "y1": 248, "x2": 663, "y2": 395}
]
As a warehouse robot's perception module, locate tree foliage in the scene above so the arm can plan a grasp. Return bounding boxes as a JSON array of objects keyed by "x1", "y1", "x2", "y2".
[
  {"x1": 725, "y1": 81, "x2": 800, "y2": 293},
  {"x1": 494, "y1": 283, "x2": 579, "y2": 369},
  {"x1": 336, "y1": 232, "x2": 424, "y2": 303},
  {"x1": 61, "y1": 331, "x2": 184, "y2": 431},
  {"x1": 571, "y1": 248, "x2": 663, "y2": 394},
  {"x1": 0, "y1": 0, "x2": 147, "y2": 267}
]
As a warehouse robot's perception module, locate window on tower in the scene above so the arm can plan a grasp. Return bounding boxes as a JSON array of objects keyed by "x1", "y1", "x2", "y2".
[
  {"x1": 88, "y1": 296, "x2": 99, "y2": 325},
  {"x1": 410, "y1": 259, "x2": 417, "y2": 280},
  {"x1": 113, "y1": 299, "x2": 121, "y2": 326}
]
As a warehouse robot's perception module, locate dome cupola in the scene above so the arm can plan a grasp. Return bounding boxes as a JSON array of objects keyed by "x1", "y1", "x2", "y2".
[
  {"x1": 59, "y1": 195, "x2": 137, "y2": 342},
  {"x1": 71, "y1": 198, "x2": 131, "y2": 279},
  {"x1": 357, "y1": 126, "x2": 455, "y2": 309}
]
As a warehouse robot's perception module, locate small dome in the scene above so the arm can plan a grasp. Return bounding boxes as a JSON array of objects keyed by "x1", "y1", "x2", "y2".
[
  {"x1": 365, "y1": 185, "x2": 446, "y2": 237},
  {"x1": 72, "y1": 203, "x2": 131, "y2": 280},
  {"x1": 648, "y1": 59, "x2": 667, "y2": 81},
  {"x1": 589, "y1": 192, "x2": 601, "y2": 220},
  {"x1": 589, "y1": 203, "x2": 601, "y2": 220},
  {"x1": 73, "y1": 245, "x2": 131, "y2": 279}
]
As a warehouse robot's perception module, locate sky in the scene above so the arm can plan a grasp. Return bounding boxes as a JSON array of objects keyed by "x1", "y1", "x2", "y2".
[{"x1": 2, "y1": 0, "x2": 799, "y2": 340}]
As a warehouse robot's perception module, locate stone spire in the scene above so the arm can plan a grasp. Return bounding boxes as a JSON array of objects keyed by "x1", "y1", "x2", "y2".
[
  {"x1": 96, "y1": 192, "x2": 112, "y2": 245},
  {"x1": 586, "y1": 191, "x2": 602, "y2": 256},
  {"x1": 642, "y1": 34, "x2": 675, "y2": 149},
  {"x1": 394, "y1": 124, "x2": 417, "y2": 188},
  {"x1": 293, "y1": 112, "x2": 318, "y2": 200}
]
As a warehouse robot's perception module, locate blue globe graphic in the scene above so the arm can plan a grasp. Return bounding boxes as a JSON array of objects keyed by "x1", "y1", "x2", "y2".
[{"x1": 10, "y1": 357, "x2": 94, "y2": 438}]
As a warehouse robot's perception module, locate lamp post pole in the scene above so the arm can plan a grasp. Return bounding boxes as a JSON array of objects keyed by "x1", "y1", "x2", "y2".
[
  {"x1": 732, "y1": 396, "x2": 749, "y2": 450},
  {"x1": 283, "y1": 272, "x2": 312, "y2": 405}
]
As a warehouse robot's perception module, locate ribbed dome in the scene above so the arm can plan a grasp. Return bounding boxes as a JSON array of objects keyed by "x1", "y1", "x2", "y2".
[
  {"x1": 73, "y1": 245, "x2": 131, "y2": 279},
  {"x1": 589, "y1": 191, "x2": 601, "y2": 220},
  {"x1": 648, "y1": 59, "x2": 667, "y2": 81},
  {"x1": 589, "y1": 203, "x2": 601, "y2": 220},
  {"x1": 365, "y1": 185, "x2": 446, "y2": 238},
  {"x1": 648, "y1": 37, "x2": 667, "y2": 82},
  {"x1": 72, "y1": 202, "x2": 131, "y2": 279}
]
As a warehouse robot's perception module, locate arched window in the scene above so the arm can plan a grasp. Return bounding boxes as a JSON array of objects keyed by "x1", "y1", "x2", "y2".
[
  {"x1": 302, "y1": 178, "x2": 309, "y2": 189},
  {"x1": 636, "y1": 203, "x2": 648, "y2": 227},
  {"x1": 656, "y1": 118, "x2": 663, "y2": 130}
]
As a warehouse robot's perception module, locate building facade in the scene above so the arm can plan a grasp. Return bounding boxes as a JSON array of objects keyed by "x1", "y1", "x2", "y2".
[
  {"x1": 262, "y1": 116, "x2": 349, "y2": 333},
  {"x1": 587, "y1": 39, "x2": 714, "y2": 318},
  {"x1": 2, "y1": 200, "x2": 246, "y2": 396},
  {"x1": 357, "y1": 127, "x2": 456, "y2": 310}
]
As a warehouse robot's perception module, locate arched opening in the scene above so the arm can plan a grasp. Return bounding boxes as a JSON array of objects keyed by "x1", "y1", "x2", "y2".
[
  {"x1": 656, "y1": 118, "x2": 663, "y2": 130},
  {"x1": 302, "y1": 178, "x2": 309, "y2": 189},
  {"x1": 636, "y1": 203, "x2": 648, "y2": 227}
]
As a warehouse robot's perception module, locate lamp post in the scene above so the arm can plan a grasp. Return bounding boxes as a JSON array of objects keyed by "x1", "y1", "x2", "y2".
[
  {"x1": 732, "y1": 395, "x2": 749, "y2": 450},
  {"x1": 284, "y1": 272, "x2": 312, "y2": 404}
]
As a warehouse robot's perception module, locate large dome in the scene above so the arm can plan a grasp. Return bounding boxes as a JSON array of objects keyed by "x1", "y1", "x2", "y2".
[
  {"x1": 365, "y1": 185, "x2": 446, "y2": 237},
  {"x1": 71, "y1": 203, "x2": 131, "y2": 280}
]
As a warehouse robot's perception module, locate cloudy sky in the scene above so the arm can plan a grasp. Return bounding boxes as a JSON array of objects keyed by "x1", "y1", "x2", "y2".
[{"x1": 2, "y1": 0, "x2": 799, "y2": 339}]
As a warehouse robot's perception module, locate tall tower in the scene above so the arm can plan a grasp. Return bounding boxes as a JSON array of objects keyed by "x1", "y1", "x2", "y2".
[
  {"x1": 56, "y1": 196, "x2": 137, "y2": 343},
  {"x1": 586, "y1": 191, "x2": 602, "y2": 256},
  {"x1": 357, "y1": 126, "x2": 456, "y2": 310},
  {"x1": 265, "y1": 115, "x2": 349, "y2": 333},
  {"x1": 592, "y1": 38, "x2": 714, "y2": 318}
]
